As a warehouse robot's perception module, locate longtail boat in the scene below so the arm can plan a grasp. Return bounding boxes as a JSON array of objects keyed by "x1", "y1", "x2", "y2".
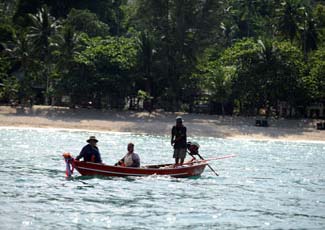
[
  {"x1": 63, "y1": 153, "x2": 208, "y2": 178},
  {"x1": 63, "y1": 153, "x2": 236, "y2": 178},
  {"x1": 74, "y1": 160, "x2": 207, "y2": 178}
]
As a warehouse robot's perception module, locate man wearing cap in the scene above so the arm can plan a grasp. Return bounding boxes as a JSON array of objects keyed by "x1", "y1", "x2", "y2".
[
  {"x1": 171, "y1": 116, "x2": 187, "y2": 165},
  {"x1": 76, "y1": 136, "x2": 102, "y2": 163}
]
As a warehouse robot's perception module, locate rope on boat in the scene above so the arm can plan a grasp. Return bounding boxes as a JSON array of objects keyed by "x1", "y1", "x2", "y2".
[{"x1": 182, "y1": 154, "x2": 236, "y2": 166}]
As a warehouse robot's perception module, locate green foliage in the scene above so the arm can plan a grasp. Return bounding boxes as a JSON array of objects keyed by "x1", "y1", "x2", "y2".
[
  {"x1": 132, "y1": 0, "x2": 224, "y2": 110},
  {"x1": 272, "y1": 40, "x2": 306, "y2": 107},
  {"x1": 0, "y1": 56, "x2": 10, "y2": 82},
  {"x1": 0, "y1": 23, "x2": 15, "y2": 42},
  {"x1": 137, "y1": 90, "x2": 152, "y2": 100},
  {"x1": 0, "y1": 0, "x2": 324, "y2": 115},
  {"x1": 314, "y1": 3, "x2": 325, "y2": 44},
  {"x1": 221, "y1": 38, "x2": 306, "y2": 114},
  {"x1": 305, "y1": 47, "x2": 325, "y2": 100},
  {"x1": 0, "y1": 77, "x2": 20, "y2": 102},
  {"x1": 65, "y1": 9, "x2": 109, "y2": 37},
  {"x1": 0, "y1": 56, "x2": 19, "y2": 102},
  {"x1": 194, "y1": 54, "x2": 231, "y2": 100},
  {"x1": 78, "y1": 35, "x2": 138, "y2": 71},
  {"x1": 28, "y1": 5, "x2": 58, "y2": 60},
  {"x1": 276, "y1": 0, "x2": 305, "y2": 42},
  {"x1": 63, "y1": 35, "x2": 139, "y2": 108}
]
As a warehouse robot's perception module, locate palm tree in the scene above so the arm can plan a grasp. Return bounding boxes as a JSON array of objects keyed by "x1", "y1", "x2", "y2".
[
  {"x1": 53, "y1": 25, "x2": 80, "y2": 72},
  {"x1": 4, "y1": 30, "x2": 31, "y2": 73},
  {"x1": 28, "y1": 5, "x2": 59, "y2": 105},
  {"x1": 276, "y1": 0, "x2": 306, "y2": 43},
  {"x1": 51, "y1": 25, "x2": 81, "y2": 103},
  {"x1": 138, "y1": 30, "x2": 153, "y2": 95},
  {"x1": 2, "y1": 30, "x2": 36, "y2": 103},
  {"x1": 228, "y1": 0, "x2": 259, "y2": 38},
  {"x1": 277, "y1": 1, "x2": 317, "y2": 57},
  {"x1": 300, "y1": 11, "x2": 318, "y2": 58}
]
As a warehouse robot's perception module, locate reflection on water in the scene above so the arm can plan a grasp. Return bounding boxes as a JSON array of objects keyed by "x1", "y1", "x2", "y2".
[{"x1": 0, "y1": 128, "x2": 325, "y2": 229}]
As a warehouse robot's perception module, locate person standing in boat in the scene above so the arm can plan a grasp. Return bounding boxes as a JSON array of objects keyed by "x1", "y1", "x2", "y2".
[
  {"x1": 115, "y1": 143, "x2": 140, "y2": 167},
  {"x1": 171, "y1": 116, "x2": 187, "y2": 165},
  {"x1": 75, "y1": 136, "x2": 102, "y2": 163}
]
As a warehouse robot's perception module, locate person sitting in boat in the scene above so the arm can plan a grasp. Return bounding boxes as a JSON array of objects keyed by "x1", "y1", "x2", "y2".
[
  {"x1": 75, "y1": 136, "x2": 102, "y2": 163},
  {"x1": 115, "y1": 143, "x2": 140, "y2": 167}
]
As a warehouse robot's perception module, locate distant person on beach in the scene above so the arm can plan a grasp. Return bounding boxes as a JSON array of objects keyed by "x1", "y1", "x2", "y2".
[
  {"x1": 76, "y1": 136, "x2": 102, "y2": 163},
  {"x1": 115, "y1": 143, "x2": 140, "y2": 167},
  {"x1": 171, "y1": 116, "x2": 187, "y2": 165}
]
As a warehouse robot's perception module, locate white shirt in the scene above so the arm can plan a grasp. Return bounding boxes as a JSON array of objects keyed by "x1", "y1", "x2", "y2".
[{"x1": 124, "y1": 153, "x2": 133, "y2": 167}]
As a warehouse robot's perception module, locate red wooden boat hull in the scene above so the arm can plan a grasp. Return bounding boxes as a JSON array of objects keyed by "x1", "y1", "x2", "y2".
[{"x1": 73, "y1": 160, "x2": 207, "y2": 178}]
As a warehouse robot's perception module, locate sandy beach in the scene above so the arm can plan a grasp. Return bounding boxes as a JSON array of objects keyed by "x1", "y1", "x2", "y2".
[{"x1": 0, "y1": 105, "x2": 324, "y2": 142}]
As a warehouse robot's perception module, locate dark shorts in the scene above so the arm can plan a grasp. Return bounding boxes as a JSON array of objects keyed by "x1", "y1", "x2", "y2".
[{"x1": 173, "y1": 148, "x2": 186, "y2": 159}]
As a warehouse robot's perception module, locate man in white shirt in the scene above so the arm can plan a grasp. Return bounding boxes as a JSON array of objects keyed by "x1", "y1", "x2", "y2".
[{"x1": 115, "y1": 143, "x2": 140, "y2": 167}]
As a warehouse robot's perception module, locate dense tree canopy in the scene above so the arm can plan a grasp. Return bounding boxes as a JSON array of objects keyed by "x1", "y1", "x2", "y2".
[{"x1": 0, "y1": 0, "x2": 324, "y2": 116}]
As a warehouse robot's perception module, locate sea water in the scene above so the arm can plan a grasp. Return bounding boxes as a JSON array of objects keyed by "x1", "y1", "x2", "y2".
[{"x1": 0, "y1": 128, "x2": 324, "y2": 229}]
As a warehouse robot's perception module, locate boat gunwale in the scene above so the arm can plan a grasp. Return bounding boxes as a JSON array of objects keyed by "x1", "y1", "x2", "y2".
[
  {"x1": 73, "y1": 161, "x2": 207, "y2": 171},
  {"x1": 73, "y1": 160, "x2": 208, "y2": 177}
]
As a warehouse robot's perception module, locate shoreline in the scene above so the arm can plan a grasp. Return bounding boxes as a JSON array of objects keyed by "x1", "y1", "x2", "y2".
[
  {"x1": 1, "y1": 126, "x2": 325, "y2": 144},
  {"x1": 0, "y1": 106, "x2": 324, "y2": 143}
]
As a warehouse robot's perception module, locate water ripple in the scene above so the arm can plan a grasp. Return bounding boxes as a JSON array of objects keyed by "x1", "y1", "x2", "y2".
[{"x1": 0, "y1": 128, "x2": 324, "y2": 229}]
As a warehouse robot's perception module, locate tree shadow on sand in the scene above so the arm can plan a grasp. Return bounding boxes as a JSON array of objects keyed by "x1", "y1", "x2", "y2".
[{"x1": 2, "y1": 106, "x2": 323, "y2": 140}]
